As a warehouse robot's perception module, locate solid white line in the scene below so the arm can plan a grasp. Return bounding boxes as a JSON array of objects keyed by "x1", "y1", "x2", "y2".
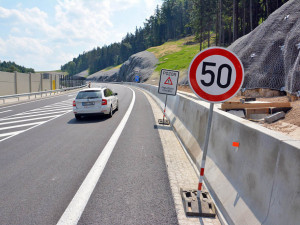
[
  {"x1": 56, "y1": 87, "x2": 136, "y2": 225},
  {"x1": 0, "y1": 110, "x2": 12, "y2": 114},
  {"x1": 0, "y1": 115, "x2": 56, "y2": 126}
]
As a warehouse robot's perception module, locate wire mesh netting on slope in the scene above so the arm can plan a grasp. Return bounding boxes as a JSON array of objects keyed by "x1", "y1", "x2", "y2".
[{"x1": 228, "y1": 0, "x2": 300, "y2": 95}]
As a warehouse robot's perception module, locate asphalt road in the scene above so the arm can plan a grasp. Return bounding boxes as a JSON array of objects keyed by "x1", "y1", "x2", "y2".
[{"x1": 0, "y1": 83, "x2": 177, "y2": 225}]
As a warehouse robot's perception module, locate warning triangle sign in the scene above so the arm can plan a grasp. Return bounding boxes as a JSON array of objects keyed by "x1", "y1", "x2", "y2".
[{"x1": 164, "y1": 77, "x2": 173, "y2": 85}]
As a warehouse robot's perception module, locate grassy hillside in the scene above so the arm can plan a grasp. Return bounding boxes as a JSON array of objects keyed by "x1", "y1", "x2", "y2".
[
  {"x1": 148, "y1": 36, "x2": 199, "y2": 72},
  {"x1": 96, "y1": 35, "x2": 214, "y2": 84},
  {"x1": 145, "y1": 35, "x2": 213, "y2": 84}
]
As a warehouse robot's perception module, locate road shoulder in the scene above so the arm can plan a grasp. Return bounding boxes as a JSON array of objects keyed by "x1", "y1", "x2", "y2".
[{"x1": 139, "y1": 88, "x2": 221, "y2": 225}]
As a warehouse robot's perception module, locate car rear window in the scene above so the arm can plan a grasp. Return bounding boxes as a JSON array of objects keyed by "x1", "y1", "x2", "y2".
[{"x1": 76, "y1": 90, "x2": 102, "y2": 99}]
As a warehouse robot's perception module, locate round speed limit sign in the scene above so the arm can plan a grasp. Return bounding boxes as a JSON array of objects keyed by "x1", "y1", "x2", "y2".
[{"x1": 188, "y1": 47, "x2": 244, "y2": 103}]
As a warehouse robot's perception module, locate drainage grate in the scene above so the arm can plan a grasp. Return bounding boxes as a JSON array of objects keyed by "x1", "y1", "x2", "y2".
[{"x1": 180, "y1": 188, "x2": 216, "y2": 217}]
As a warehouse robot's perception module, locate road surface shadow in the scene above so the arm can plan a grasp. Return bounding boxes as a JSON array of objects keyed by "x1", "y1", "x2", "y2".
[
  {"x1": 68, "y1": 115, "x2": 109, "y2": 124},
  {"x1": 154, "y1": 124, "x2": 172, "y2": 131}
]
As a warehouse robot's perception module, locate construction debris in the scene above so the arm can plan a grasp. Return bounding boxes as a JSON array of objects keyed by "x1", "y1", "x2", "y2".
[
  {"x1": 222, "y1": 98, "x2": 292, "y2": 123},
  {"x1": 221, "y1": 102, "x2": 291, "y2": 111},
  {"x1": 264, "y1": 112, "x2": 286, "y2": 124}
]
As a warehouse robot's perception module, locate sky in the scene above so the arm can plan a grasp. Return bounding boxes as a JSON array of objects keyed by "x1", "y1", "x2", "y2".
[{"x1": 0, "y1": 0, "x2": 162, "y2": 71}]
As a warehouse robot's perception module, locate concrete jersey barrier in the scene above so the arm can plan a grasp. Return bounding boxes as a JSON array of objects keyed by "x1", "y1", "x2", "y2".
[{"x1": 130, "y1": 82, "x2": 300, "y2": 225}]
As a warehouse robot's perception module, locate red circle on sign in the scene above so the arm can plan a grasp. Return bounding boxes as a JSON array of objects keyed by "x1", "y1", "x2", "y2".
[{"x1": 188, "y1": 47, "x2": 244, "y2": 103}]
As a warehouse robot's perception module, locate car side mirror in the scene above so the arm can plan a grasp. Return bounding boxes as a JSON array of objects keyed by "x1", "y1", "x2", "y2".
[{"x1": 114, "y1": 93, "x2": 118, "y2": 96}]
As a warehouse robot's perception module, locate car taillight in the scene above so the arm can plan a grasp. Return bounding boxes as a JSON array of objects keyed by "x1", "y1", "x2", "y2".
[
  {"x1": 102, "y1": 99, "x2": 107, "y2": 105},
  {"x1": 73, "y1": 100, "x2": 76, "y2": 107}
]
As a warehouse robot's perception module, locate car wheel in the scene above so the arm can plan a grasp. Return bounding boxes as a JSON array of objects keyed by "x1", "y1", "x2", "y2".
[
  {"x1": 75, "y1": 114, "x2": 82, "y2": 120},
  {"x1": 108, "y1": 106, "x2": 113, "y2": 118}
]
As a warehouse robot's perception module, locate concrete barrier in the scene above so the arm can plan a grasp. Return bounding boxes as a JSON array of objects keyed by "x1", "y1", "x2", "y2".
[
  {"x1": 0, "y1": 72, "x2": 15, "y2": 96},
  {"x1": 17, "y1": 72, "x2": 30, "y2": 94},
  {"x1": 132, "y1": 83, "x2": 300, "y2": 225},
  {"x1": 31, "y1": 73, "x2": 42, "y2": 92},
  {"x1": 0, "y1": 71, "x2": 62, "y2": 96}
]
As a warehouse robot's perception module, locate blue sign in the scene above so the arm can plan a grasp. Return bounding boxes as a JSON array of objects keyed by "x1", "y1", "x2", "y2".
[{"x1": 135, "y1": 75, "x2": 140, "y2": 82}]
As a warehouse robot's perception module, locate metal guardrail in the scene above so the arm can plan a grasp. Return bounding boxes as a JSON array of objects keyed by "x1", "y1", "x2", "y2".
[{"x1": 0, "y1": 85, "x2": 87, "y2": 104}]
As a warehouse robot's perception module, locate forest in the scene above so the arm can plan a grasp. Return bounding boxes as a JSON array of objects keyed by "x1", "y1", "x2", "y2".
[
  {"x1": 0, "y1": 61, "x2": 35, "y2": 73},
  {"x1": 61, "y1": 0, "x2": 290, "y2": 76}
]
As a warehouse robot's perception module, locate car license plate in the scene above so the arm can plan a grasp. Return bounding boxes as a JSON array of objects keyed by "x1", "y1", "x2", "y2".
[{"x1": 82, "y1": 102, "x2": 95, "y2": 106}]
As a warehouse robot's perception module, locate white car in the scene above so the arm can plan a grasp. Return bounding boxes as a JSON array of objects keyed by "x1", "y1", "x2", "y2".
[{"x1": 73, "y1": 87, "x2": 118, "y2": 120}]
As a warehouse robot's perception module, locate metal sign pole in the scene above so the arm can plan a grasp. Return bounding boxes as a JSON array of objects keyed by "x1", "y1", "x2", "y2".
[
  {"x1": 197, "y1": 103, "x2": 214, "y2": 198},
  {"x1": 163, "y1": 94, "x2": 168, "y2": 125}
]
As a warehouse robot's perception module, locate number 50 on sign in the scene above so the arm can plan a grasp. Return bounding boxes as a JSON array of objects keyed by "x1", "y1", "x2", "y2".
[{"x1": 188, "y1": 47, "x2": 244, "y2": 103}]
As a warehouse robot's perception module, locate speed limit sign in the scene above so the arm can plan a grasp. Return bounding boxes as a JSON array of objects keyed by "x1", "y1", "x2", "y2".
[{"x1": 188, "y1": 47, "x2": 244, "y2": 103}]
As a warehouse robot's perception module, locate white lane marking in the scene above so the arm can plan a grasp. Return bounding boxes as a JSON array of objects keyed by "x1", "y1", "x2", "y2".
[
  {"x1": 0, "y1": 110, "x2": 72, "y2": 121},
  {"x1": 29, "y1": 107, "x2": 72, "y2": 112},
  {"x1": 0, "y1": 110, "x2": 12, "y2": 114},
  {"x1": 31, "y1": 103, "x2": 72, "y2": 109},
  {"x1": 0, "y1": 122, "x2": 43, "y2": 131},
  {"x1": 41, "y1": 105, "x2": 71, "y2": 109},
  {"x1": 0, "y1": 111, "x2": 70, "y2": 143},
  {"x1": 39, "y1": 105, "x2": 72, "y2": 110},
  {"x1": 43, "y1": 101, "x2": 73, "y2": 106},
  {"x1": 0, "y1": 131, "x2": 22, "y2": 138},
  {"x1": 0, "y1": 115, "x2": 56, "y2": 126},
  {"x1": 0, "y1": 111, "x2": 70, "y2": 121},
  {"x1": 0, "y1": 90, "x2": 79, "y2": 110},
  {"x1": 57, "y1": 87, "x2": 136, "y2": 225},
  {"x1": 20, "y1": 109, "x2": 72, "y2": 115},
  {"x1": 31, "y1": 102, "x2": 73, "y2": 109}
]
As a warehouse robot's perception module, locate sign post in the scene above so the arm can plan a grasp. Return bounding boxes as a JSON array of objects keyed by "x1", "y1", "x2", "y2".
[
  {"x1": 158, "y1": 69, "x2": 179, "y2": 125},
  {"x1": 181, "y1": 47, "x2": 244, "y2": 217}
]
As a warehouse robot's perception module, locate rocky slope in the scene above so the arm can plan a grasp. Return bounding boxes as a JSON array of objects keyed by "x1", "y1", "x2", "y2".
[
  {"x1": 87, "y1": 51, "x2": 158, "y2": 82},
  {"x1": 87, "y1": 68, "x2": 119, "y2": 82},
  {"x1": 228, "y1": 0, "x2": 300, "y2": 94}
]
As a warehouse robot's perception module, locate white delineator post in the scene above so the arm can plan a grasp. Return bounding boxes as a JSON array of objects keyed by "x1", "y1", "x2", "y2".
[{"x1": 197, "y1": 103, "x2": 214, "y2": 197}]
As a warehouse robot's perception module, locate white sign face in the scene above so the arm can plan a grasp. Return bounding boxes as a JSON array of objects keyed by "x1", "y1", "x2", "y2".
[
  {"x1": 158, "y1": 69, "x2": 179, "y2": 96},
  {"x1": 188, "y1": 47, "x2": 244, "y2": 103}
]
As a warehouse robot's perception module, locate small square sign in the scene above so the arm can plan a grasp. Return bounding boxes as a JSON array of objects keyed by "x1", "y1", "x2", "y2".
[{"x1": 158, "y1": 69, "x2": 179, "y2": 96}]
